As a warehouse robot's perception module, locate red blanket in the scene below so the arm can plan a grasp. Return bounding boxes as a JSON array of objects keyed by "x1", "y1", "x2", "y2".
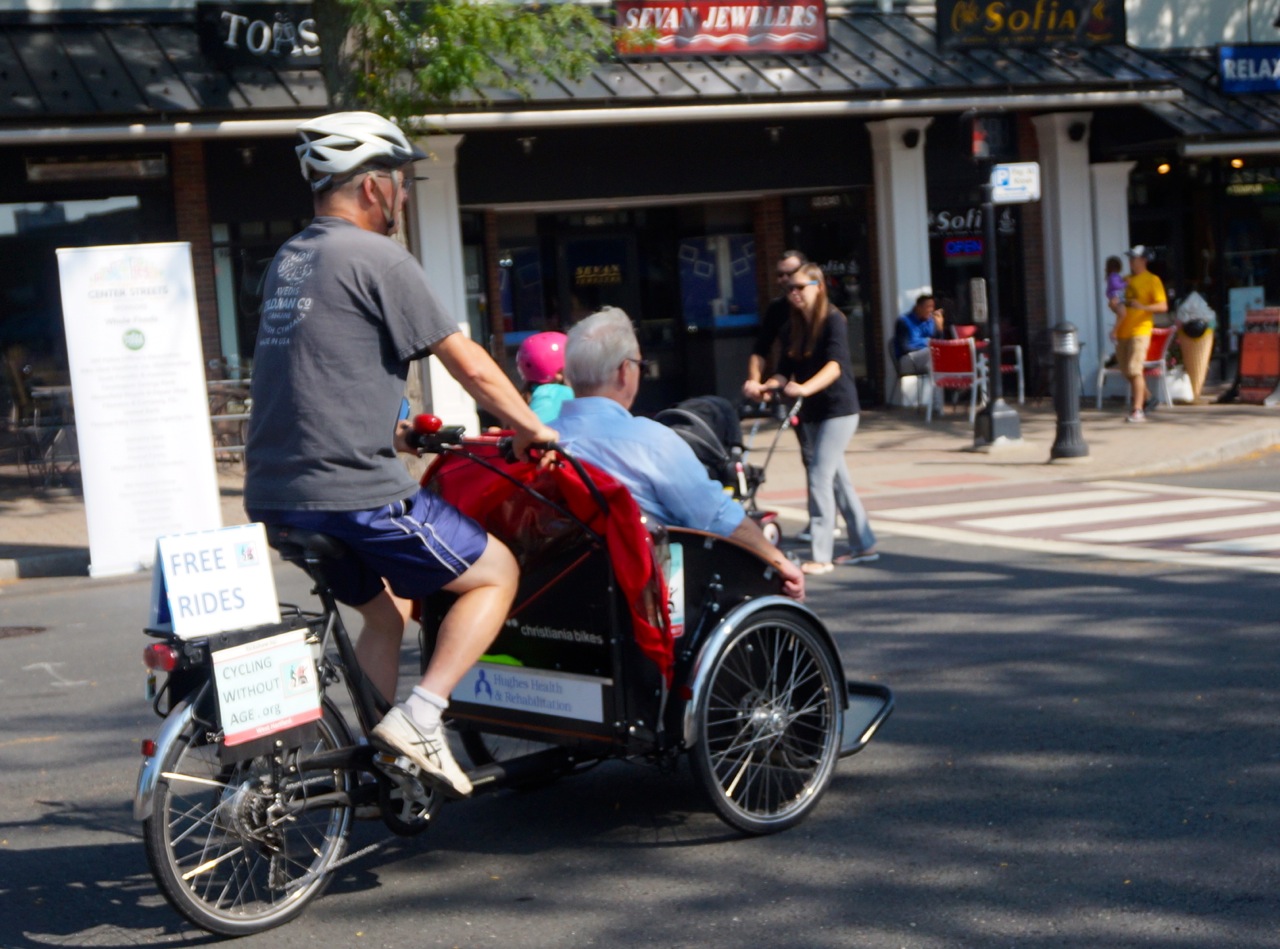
[{"x1": 423, "y1": 441, "x2": 673, "y2": 683}]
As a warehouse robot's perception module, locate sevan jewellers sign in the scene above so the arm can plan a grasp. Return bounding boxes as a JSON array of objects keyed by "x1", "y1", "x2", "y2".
[
  {"x1": 617, "y1": 0, "x2": 827, "y2": 56},
  {"x1": 937, "y1": 0, "x2": 1126, "y2": 50}
]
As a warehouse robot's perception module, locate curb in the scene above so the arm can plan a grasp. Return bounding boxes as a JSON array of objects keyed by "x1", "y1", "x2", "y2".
[
  {"x1": 1089, "y1": 427, "x2": 1280, "y2": 480},
  {"x1": 0, "y1": 548, "x2": 90, "y2": 581}
]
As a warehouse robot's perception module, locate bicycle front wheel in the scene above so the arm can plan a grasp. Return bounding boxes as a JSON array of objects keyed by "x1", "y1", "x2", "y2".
[{"x1": 142, "y1": 707, "x2": 353, "y2": 936}]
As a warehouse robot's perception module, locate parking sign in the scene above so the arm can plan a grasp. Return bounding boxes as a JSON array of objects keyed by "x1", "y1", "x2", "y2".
[{"x1": 990, "y1": 162, "x2": 1040, "y2": 204}]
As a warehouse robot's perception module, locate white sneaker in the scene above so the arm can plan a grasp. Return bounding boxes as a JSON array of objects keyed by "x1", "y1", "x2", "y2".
[{"x1": 371, "y1": 706, "x2": 472, "y2": 798}]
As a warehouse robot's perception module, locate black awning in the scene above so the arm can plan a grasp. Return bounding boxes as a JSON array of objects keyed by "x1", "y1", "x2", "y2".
[
  {"x1": 2, "y1": 9, "x2": 1255, "y2": 142},
  {"x1": 0, "y1": 18, "x2": 327, "y2": 123},
  {"x1": 1140, "y1": 50, "x2": 1280, "y2": 142},
  {"x1": 475, "y1": 12, "x2": 1181, "y2": 108}
]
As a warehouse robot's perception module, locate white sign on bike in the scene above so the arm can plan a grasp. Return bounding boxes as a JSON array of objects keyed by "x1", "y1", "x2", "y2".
[
  {"x1": 150, "y1": 523, "x2": 280, "y2": 638},
  {"x1": 212, "y1": 628, "x2": 322, "y2": 747}
]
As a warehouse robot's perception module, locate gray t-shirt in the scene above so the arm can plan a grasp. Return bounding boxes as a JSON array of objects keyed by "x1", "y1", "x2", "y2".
[{"x1": 244, "y1": 217, "x2": 457, "y2": 511}]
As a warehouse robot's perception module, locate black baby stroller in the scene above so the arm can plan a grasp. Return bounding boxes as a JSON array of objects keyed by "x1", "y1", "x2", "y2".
[{"x1": 655, "y1": 395, "x2": 784, "y2": 544}]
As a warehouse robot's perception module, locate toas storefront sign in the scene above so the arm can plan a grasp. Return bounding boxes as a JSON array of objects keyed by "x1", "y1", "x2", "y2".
[
  {"x1": 617, "y1": 0, "x2": 828, "y2": 56},
  {"x1": 937, "y1": 0, "x2": 1125, "y2": 49},
  {"x1": 197, "y1": 3, "x2": 320, "y2": 66}
]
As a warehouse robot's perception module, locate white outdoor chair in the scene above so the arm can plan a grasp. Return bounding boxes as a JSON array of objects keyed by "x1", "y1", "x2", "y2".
[{"x1": 1095, "y1": 326, "x2": 1175, "y2": 409}]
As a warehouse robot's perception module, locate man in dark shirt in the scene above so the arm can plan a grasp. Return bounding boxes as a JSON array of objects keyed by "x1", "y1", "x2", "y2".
[
  {"x1": 245, "y1": 112, "x2": 556, "y2": 799},
  {"x1": 743, "y1": 249, "x2": 808, "y2": 401}
]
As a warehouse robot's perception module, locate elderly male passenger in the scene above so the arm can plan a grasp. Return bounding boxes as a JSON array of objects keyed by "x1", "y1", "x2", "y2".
[{"x1": 551, "y1": 307, "x2": 805, "y2": 600}]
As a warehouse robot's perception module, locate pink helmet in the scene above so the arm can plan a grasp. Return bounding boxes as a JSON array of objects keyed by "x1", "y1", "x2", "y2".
[{"x1": 516, "y1": 332, "x2": 568, "y2": 384}]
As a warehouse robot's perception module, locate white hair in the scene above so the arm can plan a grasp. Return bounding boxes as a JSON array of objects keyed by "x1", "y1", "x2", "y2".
[{"x1": 564, "y1": 307, "x2": 638, "y2": 393}]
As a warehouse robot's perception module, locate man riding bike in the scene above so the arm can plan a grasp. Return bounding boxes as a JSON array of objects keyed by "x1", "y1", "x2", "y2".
[{"x1": 243, "y1": 111, "x2": 557, "y2": 798}]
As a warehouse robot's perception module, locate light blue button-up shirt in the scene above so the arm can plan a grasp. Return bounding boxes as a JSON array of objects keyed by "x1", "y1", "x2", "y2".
[{"x1": 552, "y1": 397, "x2": 745, "y2": 537}]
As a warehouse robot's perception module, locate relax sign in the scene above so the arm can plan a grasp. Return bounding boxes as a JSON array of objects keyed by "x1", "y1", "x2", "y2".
[{"x1": 1220, "y1": 45, "x2": 1280, "y2": 94}]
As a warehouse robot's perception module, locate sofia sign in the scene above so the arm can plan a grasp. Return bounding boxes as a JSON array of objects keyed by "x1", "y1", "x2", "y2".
[
  {"x1": 937, "y1": 0, "x2": 1125, "y2": 49},
  {"x1": 617, "y1": 1, "x2": 827, "y2": 55}
]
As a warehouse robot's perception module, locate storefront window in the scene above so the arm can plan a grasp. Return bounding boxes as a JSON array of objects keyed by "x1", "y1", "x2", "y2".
[
  {"x1": 209, "y1": 218, "x2": 309, "y2": 374},
  {"x1": 497, "y1": 245, "x2": 548, "y2": 341},
  {"x1": 1, "y1": 195, "x2": 149, "y2": 402},
  {"x1": 1220, "y1": 162, "x2": 1280, "y2": 335},
  {"x1": 677, "y1": 234, "x2": 758, "y2": 330},
  {"x1": 785, "y1": 191, "x2": 873, "y2": 389}
]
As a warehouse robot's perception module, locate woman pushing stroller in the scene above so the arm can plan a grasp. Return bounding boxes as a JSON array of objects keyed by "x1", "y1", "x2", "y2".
[{"x1": 756, "y1": 263, "x2": 877, "y2": 574}]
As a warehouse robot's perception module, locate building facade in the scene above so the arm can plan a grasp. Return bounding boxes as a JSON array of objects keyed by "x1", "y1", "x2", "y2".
[{"x1": 3, "y1": 1, "x2": 1280, "y2": 442}]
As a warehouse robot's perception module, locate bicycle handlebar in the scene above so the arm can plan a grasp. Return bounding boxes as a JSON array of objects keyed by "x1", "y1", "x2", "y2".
[{"x1": 404, "y1": 414, "x2": 468, "y2": 454}]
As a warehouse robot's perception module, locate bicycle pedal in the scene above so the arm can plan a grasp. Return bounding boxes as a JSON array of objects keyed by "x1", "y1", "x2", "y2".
[{"x1": 373, "y1": 750, "x2": 421, "y2": 778}]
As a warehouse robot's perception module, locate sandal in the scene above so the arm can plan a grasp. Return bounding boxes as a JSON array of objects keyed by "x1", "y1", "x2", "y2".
[{"x1": 800, "y1": 561, "x2": 834, "y2": 575}]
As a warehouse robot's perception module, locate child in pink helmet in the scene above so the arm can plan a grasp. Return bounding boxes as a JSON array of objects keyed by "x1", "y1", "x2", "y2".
[{"x1": 517, "y1": 331, "x2": 574, "y2": 422}]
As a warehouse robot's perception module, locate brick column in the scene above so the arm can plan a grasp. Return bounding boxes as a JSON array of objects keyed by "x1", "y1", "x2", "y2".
[
  {"x1": 170, "y1": 141, "x2": 220, "y2": 373},
  {"x1": 484, "y1": 209, "x2": 506, "y2": 362},
  {"x1": 753, "y1": 195, "x2": 785, "y2": 312}
]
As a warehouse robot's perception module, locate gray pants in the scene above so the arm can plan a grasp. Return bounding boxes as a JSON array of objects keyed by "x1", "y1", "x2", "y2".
[
  {"x1": 806, "y1": 413, "x2": 876, "y2": 564},
  {"x1": 898, "y1": 348, "x2": 931, "y2": 376}
]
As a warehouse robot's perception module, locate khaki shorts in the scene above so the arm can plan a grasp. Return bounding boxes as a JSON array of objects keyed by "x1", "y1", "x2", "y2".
[{"x1": 1114, "y1": 335, "x2": 1150, "y2": 379}]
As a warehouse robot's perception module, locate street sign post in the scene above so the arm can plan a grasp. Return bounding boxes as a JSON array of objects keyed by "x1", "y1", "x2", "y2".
[{"x1": 973, "y1": 159, "x2": 1040, "y2": 448}]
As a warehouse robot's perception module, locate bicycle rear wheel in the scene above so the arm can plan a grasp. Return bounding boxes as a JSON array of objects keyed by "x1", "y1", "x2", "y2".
[
  {"x1": 689, "y1": 609, "x2": 843, "y2": 834},
  {"x1": 143, "y1": 706, "x2": 353, "y2": 935}
]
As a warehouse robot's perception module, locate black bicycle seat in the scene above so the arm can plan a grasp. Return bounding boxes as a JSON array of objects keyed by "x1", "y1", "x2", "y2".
[{"x1": 264, "y1": 524, "x2": 352, "y2": 565}]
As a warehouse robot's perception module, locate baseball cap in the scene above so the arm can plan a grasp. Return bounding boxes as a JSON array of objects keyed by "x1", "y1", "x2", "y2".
[{"x1": 1125, "y1": 245, "x2": 1150, "y2": 259}]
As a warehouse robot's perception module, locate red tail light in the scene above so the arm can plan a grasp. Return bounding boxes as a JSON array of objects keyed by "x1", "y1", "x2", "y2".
[
  {"x1": 141, "y1": 739, "x2": 157, "y2": 758},
  {"x1": 143, "y1": 643, "x2": 180, "y2": 672}
]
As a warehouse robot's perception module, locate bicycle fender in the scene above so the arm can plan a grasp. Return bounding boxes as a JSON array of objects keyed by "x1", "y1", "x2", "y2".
[
  {"x1": 679, "y1": 595, "x2": 845, "y2": 750},
  {"x1": 133, "y1": 699, "x2": 195, "y2": 822}
]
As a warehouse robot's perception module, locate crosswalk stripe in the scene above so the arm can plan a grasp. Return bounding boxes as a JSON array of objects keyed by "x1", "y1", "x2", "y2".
[
  {"x1": 874, "y1": 489, "x2": 1144, "y2": 522},
  {"x1": 1067, "y1": 509, "x2": 1280, "y2": 543},
  {"x1": 1187, "y1": 534, "x2": 1280, "y2": 553},
  {"x1": 963, "y1": 496, "x2": 1259, "y2": 533}
]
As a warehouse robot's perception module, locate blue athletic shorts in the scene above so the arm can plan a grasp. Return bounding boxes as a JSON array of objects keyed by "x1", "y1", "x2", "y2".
[{"x1": 249, "y1": 487, "x2": 489, "y2": 607}]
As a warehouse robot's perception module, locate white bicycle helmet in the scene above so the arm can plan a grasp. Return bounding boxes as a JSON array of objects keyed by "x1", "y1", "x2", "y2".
[{"x1": 295, "y1": 111, "x2": 427, "y2": 192}]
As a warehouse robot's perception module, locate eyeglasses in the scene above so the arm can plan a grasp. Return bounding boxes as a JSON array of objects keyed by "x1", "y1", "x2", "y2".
[
  {"x1": 776, "y1": 266, "x2": 801, "y2": 278},
  {"x1": 623, "y1": 356, "x2": 651, "y2": 373},
  {"x1": 368, "y1": 171, "x2": 428, "y2": 191},
  {"x1": 787, "y1": 281, "x2": 820, "y2": 293}
]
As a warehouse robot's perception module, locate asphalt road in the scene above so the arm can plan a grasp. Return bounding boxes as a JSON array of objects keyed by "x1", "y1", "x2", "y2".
[{"x1": 1, "y1": 518, "x2": 1277, "y2": 947}]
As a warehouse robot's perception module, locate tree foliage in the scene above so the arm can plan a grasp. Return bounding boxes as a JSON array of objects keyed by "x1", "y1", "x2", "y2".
[{"x1": 316, "y1": 0, "x2": 626, "y2": 122}]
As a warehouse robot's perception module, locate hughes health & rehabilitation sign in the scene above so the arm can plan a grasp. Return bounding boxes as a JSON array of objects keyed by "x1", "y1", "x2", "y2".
[{"x1": 617, "y1": 1, "x2": 827, "y2": 55}]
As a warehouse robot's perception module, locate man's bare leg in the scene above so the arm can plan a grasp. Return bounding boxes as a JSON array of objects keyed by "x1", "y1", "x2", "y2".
[
  {"x1": 422, "y1": 537, "x2": 518, "y2": 697},
  {"x1": 369, "y1": 535, "x2": 518, "y2": 797},
  {"x1": 1129, "y1": 373, "x2": 1147, "y2": 413},
  {"x1": 353, "y1": 585, "x2": 413, "y2": 703}
]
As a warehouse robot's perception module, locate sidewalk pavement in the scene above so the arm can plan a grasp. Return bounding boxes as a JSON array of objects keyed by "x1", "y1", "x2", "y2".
[{"x1": 3, "y1": 391, "x2": 1279, "y2": 580}]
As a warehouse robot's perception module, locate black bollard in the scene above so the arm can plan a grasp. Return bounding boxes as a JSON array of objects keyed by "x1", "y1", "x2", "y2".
[{"x1": 1050, "y1": 321, "x2": 1089, "y2": 460}]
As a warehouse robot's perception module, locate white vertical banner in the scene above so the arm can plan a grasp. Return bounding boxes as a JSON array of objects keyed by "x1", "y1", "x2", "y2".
[{"x1": 56, "y1": 242, "x2": 222, "y2": 577}]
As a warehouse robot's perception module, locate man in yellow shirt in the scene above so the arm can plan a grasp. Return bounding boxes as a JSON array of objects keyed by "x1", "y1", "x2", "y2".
[{"x1": 1113, "y1": 245, "x2": 1168, "y2": 422}]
